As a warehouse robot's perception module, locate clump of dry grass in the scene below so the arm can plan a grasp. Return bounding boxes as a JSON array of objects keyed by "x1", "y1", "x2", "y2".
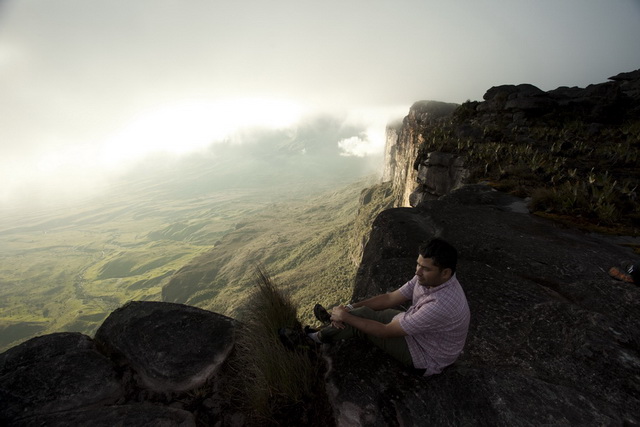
[{"x1": 229, "y1": 268, "x2": 328, "y2": 425}]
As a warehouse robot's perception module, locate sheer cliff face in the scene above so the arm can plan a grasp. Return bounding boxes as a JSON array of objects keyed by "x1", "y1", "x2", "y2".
[
  {"x1": 383, "y1": 101, "x2": 459, "y2": 207},
  {"x1": 383, "y1": 69, "x2": 640, "y2": 213},
  {"x1": 383, "y1": 119, "x2": 421, "y2": 207}
]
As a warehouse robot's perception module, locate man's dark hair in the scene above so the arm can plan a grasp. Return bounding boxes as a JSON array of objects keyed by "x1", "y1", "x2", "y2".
[{"x1": 419, "y1": 238, "x2": 457, "y2": 274}]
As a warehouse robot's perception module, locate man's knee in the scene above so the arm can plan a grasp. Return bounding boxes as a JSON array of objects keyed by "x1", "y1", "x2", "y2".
[
  {"x1": 350, "y1": 306, "x2": 401, "y2": 324},
  {"x1": 349, "y1": 306, "x2": 374, "y2": 318}
]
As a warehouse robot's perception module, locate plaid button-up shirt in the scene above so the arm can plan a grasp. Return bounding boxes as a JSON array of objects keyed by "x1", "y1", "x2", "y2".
[{"x1": 396, "y1": 274, "x2": 470, "y2": 376}]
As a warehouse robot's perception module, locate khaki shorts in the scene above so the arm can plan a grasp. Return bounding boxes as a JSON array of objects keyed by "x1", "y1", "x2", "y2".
[{"x1": 318, "y1": 306, "x2": 415, "y2": 368}]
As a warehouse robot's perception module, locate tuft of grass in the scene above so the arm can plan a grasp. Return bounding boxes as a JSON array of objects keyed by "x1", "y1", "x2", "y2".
[{"x1": 229, "y1": 268, "x2": 330, "y2": 425}]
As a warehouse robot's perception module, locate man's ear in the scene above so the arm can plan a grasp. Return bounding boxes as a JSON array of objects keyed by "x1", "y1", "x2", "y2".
[{"x1": 441, "y1": 267, "x2": 453, "y2": 280}]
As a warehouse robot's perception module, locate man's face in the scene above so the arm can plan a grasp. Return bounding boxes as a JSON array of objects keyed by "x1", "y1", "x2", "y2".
[{"x1": 415, "y1": 255, "x2": 451, "y2": 287}]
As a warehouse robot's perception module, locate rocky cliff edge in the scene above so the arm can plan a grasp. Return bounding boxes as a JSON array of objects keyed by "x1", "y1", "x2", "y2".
[
  {"x1": 327, "y1": 184, "x2": 640, "y2": 425},
  {"x1": 2, "y1": 185, "x2": 638, "y2": 426},
  {"x1": 2, "y1": 70, "x2": 640, "y2": 426}
]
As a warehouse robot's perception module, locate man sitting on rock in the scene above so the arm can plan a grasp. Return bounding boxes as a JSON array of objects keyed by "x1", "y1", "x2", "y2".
[{"x1": 308, "y1": 238, "x2": 470, "y2": 376}]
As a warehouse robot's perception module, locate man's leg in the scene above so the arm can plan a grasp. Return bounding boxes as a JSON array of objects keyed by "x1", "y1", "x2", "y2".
[{"x1": 318, "y1": 307, "x2": 414, "y2": 368}]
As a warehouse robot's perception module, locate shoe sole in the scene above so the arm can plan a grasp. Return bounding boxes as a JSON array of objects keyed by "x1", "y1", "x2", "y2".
[{"x1": 609, "y1": 266, "x2": 634, "y2": 283}]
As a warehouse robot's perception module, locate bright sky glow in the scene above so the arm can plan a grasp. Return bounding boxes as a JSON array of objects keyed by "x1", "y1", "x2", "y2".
[
  {"x1": 100, "y1": 98, "x2": 304, "y2": 166},
  {"x1": 0, "y1": 0, "x2": 639, "y2": 208}
]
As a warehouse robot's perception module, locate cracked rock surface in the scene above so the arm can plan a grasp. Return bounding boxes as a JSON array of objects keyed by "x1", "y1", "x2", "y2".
[{"x1": 327, "y1": 184, "x2": 640, "y2": 426}]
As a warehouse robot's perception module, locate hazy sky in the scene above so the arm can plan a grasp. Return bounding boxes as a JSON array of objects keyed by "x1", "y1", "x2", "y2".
[{"x1": 1, "y1": 0, "x2": 639, "y2": 208}]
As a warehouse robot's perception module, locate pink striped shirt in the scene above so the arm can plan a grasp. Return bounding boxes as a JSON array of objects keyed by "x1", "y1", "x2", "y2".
[{"x1": 395, "y1": 274, "x2": 470, "y2": 376}]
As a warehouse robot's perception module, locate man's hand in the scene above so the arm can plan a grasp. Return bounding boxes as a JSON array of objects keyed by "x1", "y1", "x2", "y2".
[
  {"x1": 330, "y1": 304, "x2": 407, "y2": 338},
  {"x1": 331, "y1": 320, "x2": 346, "y2": 329},
  {"x1": 330, "y1": 305, "x2": 349, "y2": 321},
  {"x1": 330, "y1": 305, "x2": 350, "y2": 328}
]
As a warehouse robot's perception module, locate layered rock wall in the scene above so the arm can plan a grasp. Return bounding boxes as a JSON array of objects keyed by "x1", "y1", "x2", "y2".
[
  {"x1": 385, "y1": 69, "x2": 640, "y2": 209},
  {"x1": 334, "y1": 185, "x2": 640, "y2": 426},
  {"x1": 382, "y1": 101, "x2": 459, "y2": 207}
]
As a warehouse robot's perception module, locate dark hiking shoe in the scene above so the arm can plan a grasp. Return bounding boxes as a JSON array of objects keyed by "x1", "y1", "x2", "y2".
[
  {"x1": 313, "y1": 303, "x2": 331, "y2": 324},
  {"x1": 304, "y1": 325, "x2": 323, "y2": 345},
  {"x1": 279, "y1": 327, "x2": 319, "y2": 351},
  {"x1": 278, "y1": 327, "x2": 298, "y2": 350},
  {"x1": 304, "y1": 325, "x2": 318, "y2": 334}
]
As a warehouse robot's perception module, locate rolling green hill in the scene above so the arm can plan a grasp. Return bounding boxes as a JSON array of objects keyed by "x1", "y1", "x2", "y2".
[
  {"x1": 162, "y1": 178, "x2": 394, "y2": 326},
  {"x1": 0, "y1": 116, "x2": 390, "y2": 351}
]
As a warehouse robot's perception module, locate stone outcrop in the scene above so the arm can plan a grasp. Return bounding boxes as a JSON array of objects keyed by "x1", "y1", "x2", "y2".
[
  {"x1": 479, "y1": 69, "x2": 640, "y2": 122},
  {"x1": 2, "y1": 69, "x2": 640, "y2": 426},
  {"x1": 383, "y1": 100, "x2": 459, "y2": 207},
  {"x1": 384, "y1": 69, "x2": 640, "y2": 208},
  {"x1": 410, "y1": 151, "x2": 467, "y2": 206},
  {"x1": 326, "y1": 184, "x2": 640, "y2": 426},
  {"x1": 0, "y1": 333, "x2": 124, "y2": 423},
  {"x1": 95, "y1": 301, "x2": 235, "y2": 393},
  {"x1": 0, "y1": 302, "x2": 238, "y2": 426}
]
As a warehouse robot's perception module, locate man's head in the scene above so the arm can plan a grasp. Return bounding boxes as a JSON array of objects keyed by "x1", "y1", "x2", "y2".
[{"x1": 415, "y1": 238, "x2": 457, "y2": 287}]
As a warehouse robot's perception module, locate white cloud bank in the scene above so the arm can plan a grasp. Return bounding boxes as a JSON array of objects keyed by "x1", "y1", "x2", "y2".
[{"x1": 338, "y1": 129, "x2": 386, "y2": 157}]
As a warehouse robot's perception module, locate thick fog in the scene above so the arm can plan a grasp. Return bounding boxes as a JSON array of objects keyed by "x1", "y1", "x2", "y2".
[{"x1": 1, "y1": 0, "x2": 639, "y2": 211}]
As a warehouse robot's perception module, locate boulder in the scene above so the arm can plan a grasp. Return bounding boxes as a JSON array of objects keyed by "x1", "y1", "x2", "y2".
[
  {"x1": 410, "y1": 151, "x2": 467, "y2": 205},
  {"x1": 479, "y1": 84, "x2": 556, "y2": 116},
  {"x1": 0, "y1": 332, "x2": 123, "y2": 424},
  {"x1": 610, "y1": 69, "x2": 640, "y2": 99},
  {"x1": 325, "y1": 184, "x2": 640, "y2": 425},
  {"x1": 475, "y1": 71, "x2": 640, "y2": 123},
  {"x1": 504, "y1": 95, "x2": 556, "y2": 113},
  {"x1": 482, "y1": 84, "x2": 523, "y2": 101},
  {"x1": 407, "y1": 100, "x2": 460, "y2": 124},
  {"x1": 1, "y1": 303, "x2": 241, "y2": 426},
  {"x1": 94, "y1": 301, "x2": 236, "y2": 393}
]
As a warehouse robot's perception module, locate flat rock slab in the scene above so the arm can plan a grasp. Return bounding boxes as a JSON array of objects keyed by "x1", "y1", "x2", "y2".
[
  {"x1": 329, "y1": 184, "x2": 640, "y2": 426},
  {"x1": 95, "y1": 301, "x2": 236, "y2": 393},
  {"x1": 0, "y1": 332, "x2": 123, "y2": 423},
  {"x1": 10, "y1": 404, "x2": 196, "y2": 427},
  {"x1": 325, "y1": 341, "x2": 624, "y2": 426}
]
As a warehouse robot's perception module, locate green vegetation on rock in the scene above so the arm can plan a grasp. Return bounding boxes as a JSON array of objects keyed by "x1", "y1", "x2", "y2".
[{"x1": 416, "y1": 107, "x2": 640, "y2": 231}]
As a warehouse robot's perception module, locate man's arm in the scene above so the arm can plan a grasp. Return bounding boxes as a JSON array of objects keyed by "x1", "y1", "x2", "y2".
[
  {"x1": 350, "y1": 289, "x2": 409, "y2": 311},
  {"x1": 328, "y1": 289, "x2": 410, "y2": 330},
  {"x1": 331, "y1": 306, "x2": 407, "y2": 338}
]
